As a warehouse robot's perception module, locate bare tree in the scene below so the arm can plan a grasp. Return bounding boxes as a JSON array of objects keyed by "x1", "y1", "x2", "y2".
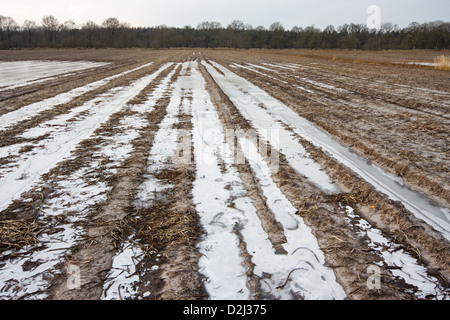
[
  {"x1": 227, "y1": 20, "x2": 250, "y2": 48},
  {"x1": 269, "y1": 22, "x2": 285, "y2": 48},
  {"x1": 0, "y1": 15, "x2": 6, "y2": 46},
  {"x1": 0, "y1": 15, "x2": 18, "y2": 48},
  {"x1": 102, "y1": 17, "x2": 120, "y2": 47},
  {"x1": 228, "y1": 20, "x2": 245, "y2": 32},
  {"x1": 42, "y1": 15, "x2": 60, "y2": 47},
  {"x1": 196, "y1": 21, "x2": 222, "y2": 47},
  {"x1": 61, "y1": 19, "x2": 77, "y2": 47},
  {"x1": 23, "y1": 20, "x2": 37, "y2": 48},
  {"x1": 82, "y1": 21, "x2": 99, "y2": 48}
]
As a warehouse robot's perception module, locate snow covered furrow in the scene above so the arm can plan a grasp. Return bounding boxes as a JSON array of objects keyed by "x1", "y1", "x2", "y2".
[
  {"x1": 343, "y1": 206, "x2": 449, "y2": 299},
  {"x1": 204, "y1": 60, "x2": 450, "y2": 242},
  {"x1": 230, "y1": 63, "x2": 288, "y2": 85},
  {"x1": 103, "y1": 63, "x2": 184, "y2": 300},
  {"x1": 190, "y1": 61, "x2": 346, "y2": 299},
  {"x1": 0, "y1": 60, "x2": 109, "y2": 92},
  {"x1": 134, "y1": 63, "x2": 185, "y2": 208},
  {"x1": 0, "y1": 112, "x2": 146, "y2": 300},
  {"x1": 0, "y1": 62, "x2": 177, "y2": 300},
  {"x1": 202, "y1": 60, "x2": 338, "y2": 195},
  {"x1": 0, "y1": 62, "x2": 153, "y2": 131},
  {"x1": 0, "y1": 63, "x2": 172, "y2": 213},
  {"x1": 190, "y1": 62, "x2": 255, "y2": 299},
  {"x1": 237, "y1": 137, "x2": 346, "y2": 299}
]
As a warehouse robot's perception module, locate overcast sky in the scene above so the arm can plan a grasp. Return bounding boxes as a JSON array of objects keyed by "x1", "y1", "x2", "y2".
[{"x1": 1, "y1": 0, "x2": 449, "y2": 29}]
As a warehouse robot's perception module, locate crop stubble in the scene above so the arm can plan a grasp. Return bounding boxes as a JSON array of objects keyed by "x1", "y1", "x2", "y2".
[{"x1": 0, "y1": 49, "x2": 448, "y2": 300}]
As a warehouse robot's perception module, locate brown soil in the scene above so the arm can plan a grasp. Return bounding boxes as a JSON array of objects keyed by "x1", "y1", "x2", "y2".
[{"x1": 0, "y1": 49, "x2": 448, "y2": 300}]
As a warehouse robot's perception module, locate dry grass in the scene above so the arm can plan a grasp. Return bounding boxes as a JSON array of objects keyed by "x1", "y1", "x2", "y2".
[
  {"x1": 434, "y1": 55, "x2": 450, "y2": 71},
  {"x1": 0, "y1": 219, "x2": 44, "y2": 251},
  {"x1": 136, "y1": 202, "x2": 199, "y2": 250}
]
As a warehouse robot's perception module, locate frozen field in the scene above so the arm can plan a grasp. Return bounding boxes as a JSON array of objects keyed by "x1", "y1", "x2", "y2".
[{"x1": 0, "y1": 49, "x2": 448, "y2": 300}]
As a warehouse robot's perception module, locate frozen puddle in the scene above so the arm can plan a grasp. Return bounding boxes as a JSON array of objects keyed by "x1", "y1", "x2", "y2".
[
  {"x1": 190, "y1": 61, "x2": 345, "y2": 299},
  {"x1": 204, "y1": 60, "x2": 450, "y2": 242}
]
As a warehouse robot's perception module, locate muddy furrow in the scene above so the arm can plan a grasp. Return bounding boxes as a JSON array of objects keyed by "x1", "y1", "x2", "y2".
[
  {"x1": 230, "y1": 60, "x2": 449, "y2": 119},
  {"x1": 214, "y1": 58, "x2": 450, "y2": 211},
  {"x1": 258, "y1": 62, "x2": 450, "y2": 115},
  {"x1": 202, "y1": 59, "x2": 449, "y2": 299},
  {"x1": 102, "y1": 61, "x2": 205, "y2": 300},
  {"x1": 216, "y1": 51, "x2": 450, "y2": 116},
  {"x1": 0, "y1": 62, "x2": 177, "y2": 213},
  {"x1": 0, "y1": 62, "x2": 169, "y2": 150},
  {"x1": 0, "y1": 62, "x2": 178, "y2": 299},
  {"x1": 199, "y1": 59, "x2": 347, "y2": 299},
  {"x1": 0, "y1": 60, "x2": 136, "y2": 115}
]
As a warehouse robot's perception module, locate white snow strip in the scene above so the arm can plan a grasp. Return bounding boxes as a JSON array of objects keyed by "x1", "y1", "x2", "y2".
[
  {"x1": 205, "y1": 60, "x2": 450, "y2": 242},
  {"x1": 0, "y1": 62, "x2": 153, "y2": 131},
  {"x1": 191, "y1": 60, "x2": 345, "y2": 300},
  {"x1": 344, "y1": 206, "x2": 449, "y2": 299},
  {"x1": 0, "y1": 60, "x2": 109, "y2": 92},
  {"x1": 0, "y1": 63, "x2": 172, "y2": 213},
  {"x1": 238, "y1": 137, "x2": 346, "y2": 299},
  {"x1": 134, "y1": 63, "x2": 184, "y2": 208},
  {"x1": 392, "y1": 62, "x2": 449, "y2": 67},
  {"x1": 296, "y1": 76, "x2": 349, "y2": 93},
  {"x1": 0, "y1": 64, "x2": 176, "y2": 299},
  {"x1": 190, "y1": 61, "x2": 252, "y2": 300},
  {"x1": 246, "y1": 63, "x2": 278, "y2": 73},
  {"x1": 231, "y1": 63, "x2": 288, "y2": 84},
  {"x1": 296, "y1": 85, "x2": 314, "y2": 93},
  {"x1": 203, "y1": 60, "x2": 338, "y2": 195},
  {"x1": 262, "y1": 63, "x2": 297, "y2": 71},
  {"x1": 102, "y1": 239, "x2": 147, "y2": 300}
]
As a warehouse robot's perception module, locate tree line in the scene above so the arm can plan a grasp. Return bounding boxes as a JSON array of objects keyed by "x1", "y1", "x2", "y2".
[{"x1": 1, "y1": 15, "x2": 449, "y2": 50}]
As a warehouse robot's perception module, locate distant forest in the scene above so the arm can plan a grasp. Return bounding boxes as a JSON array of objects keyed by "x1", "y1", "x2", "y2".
[{"x1": 1, "y1": 15, "x2": 449, "y2": 50}]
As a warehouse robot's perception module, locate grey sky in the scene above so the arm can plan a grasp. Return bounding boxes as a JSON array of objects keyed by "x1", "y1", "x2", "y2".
[{"x1": 1, "y1": 0, "x2": 449, "y2": 29}]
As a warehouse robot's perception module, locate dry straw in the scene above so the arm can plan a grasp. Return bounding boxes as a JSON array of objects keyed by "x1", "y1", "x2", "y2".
[
  {"x1": 0, "y1": 219, "x2": 43, "y2": 251},
  {"x1": 434, "y1": 55, "x2": 450, "y2": 71}
]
